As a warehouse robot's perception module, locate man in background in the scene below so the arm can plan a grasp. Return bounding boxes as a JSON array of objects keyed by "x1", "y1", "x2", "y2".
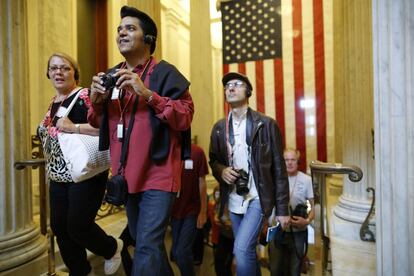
[
  {"x1": 209, "y1": 72, "x2": 290, "y2": 275},
  {"x1": 170, "y1": 143, "x2": 208, "y2": 276},
  {"x1": 269, "y1": 148, "x2": 315, "y2": 276}
]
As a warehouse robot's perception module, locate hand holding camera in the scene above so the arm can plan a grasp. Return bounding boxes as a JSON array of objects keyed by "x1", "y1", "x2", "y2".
[
  {"x1": 221, "y1": 167, "x2": 240, "y2": 185},
  {"x1": 220, "y1": 167, "x2": 250, "y2": 196},
  {"x1": 90, "y1": 70, "x2": 153, "y2": 104},
  {"x1": 290, "y1": 203, "x2": 310, "y2": 228},
  {"x1": 90, "y1": 72, "x2": 111, "y2": 104},
  {"x1": 113, "y1": 69, "x2": 153, "y2": 100}
]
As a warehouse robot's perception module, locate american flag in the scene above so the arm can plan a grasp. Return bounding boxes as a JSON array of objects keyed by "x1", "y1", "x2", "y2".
[{"x1": 221, "y1": 0, "x2": 330, "y2": 172}]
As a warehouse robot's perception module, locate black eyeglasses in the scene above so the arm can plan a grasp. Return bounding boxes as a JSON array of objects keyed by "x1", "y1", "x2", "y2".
[
  {"x1": 48, "y1": 66, "x2": 72, "y2": 73},
  {"x1": 225, "y1": 81, "x2": 245, "y2": 89}
]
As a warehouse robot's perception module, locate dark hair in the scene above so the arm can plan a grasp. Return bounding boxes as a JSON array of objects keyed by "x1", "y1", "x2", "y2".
[
  {"x1": 46, "y1": 52, "x2": 80, "y2": 84},
  {"x1": 120, "y1": 6, "x2": 157, "y2": 54}
]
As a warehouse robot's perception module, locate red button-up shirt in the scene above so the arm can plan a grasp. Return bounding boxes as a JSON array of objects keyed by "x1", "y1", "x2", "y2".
[{"x1": 88, "y1": 58, "x2": 194, "y2": 193}]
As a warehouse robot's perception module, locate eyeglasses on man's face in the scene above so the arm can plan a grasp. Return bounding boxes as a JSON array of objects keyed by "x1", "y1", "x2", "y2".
[
  {"x1": 48, "y1": 66, "x2": 72, "y2": 73},
  {"x1": 225, "y1": 81, "x2": 246, "y2": 90}
]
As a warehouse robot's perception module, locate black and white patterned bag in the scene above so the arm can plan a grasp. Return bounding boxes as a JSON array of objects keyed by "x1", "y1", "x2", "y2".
[{"x1": 37, "y1": 125, "x2": 73, "y2": 183}]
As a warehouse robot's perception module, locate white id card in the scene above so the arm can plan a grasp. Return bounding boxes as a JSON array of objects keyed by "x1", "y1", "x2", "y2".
[
  {"x1": 184, "y1": 160, "x2": 193, "y2": 170},
  {"x1": 117, "y1": 124, "x2": 123, "y2": 139},
  {"x1": 111, "y1": 87, "x2": 120, "y2": 100},
  {"x1": 56, "y1": 106, "x2": 68, "y2": 118}
]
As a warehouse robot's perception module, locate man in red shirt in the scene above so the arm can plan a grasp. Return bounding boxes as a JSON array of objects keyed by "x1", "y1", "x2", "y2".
[
  {"x1": 170, "y1": 144, "x2": 208, "y2": 276},
  {"x1": 88, "y1": 6, "x2": 194, "y2": 275}
]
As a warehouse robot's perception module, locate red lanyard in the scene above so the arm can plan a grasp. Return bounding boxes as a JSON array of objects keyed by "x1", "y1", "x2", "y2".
[
  {"x1": 116, "y1": 58, "x2": 152, "y2": 124},
  {"x1": 117, "y1": 94, "x2": 132, "y2": 124}
]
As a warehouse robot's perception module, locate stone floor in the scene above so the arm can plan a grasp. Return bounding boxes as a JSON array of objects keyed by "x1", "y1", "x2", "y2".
[{"x1": 52, "y1": 210, "x2": 318, "y2": 276}]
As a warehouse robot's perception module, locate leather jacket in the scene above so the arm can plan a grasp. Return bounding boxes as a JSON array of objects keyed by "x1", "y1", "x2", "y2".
[{"x1": 209, "y1": 108, "x2": 289, "y2": 218}]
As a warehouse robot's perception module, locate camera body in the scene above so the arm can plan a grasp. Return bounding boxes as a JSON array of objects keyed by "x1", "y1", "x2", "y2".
[
  {"x1": 100, "y1": 73, "x2": 119, "y2": 91},
  {"x1": 292, "y1": 203, "x2": 308, "y2": 218},
  {"x1": 234, "y1": 168, "x2": 250, "y2": 196}
]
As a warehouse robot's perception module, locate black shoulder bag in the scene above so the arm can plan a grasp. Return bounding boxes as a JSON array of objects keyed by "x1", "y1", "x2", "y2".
[{"x1": 105, "y1": 95, "x2": 139, "y2": 206}]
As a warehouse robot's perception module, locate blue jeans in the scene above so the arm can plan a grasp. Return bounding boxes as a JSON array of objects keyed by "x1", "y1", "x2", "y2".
[
  {"x1": 230, "y1": 199, "x2": 264, "y2": 276},
  {"x1": 170, "y1": 216, "x2": 197, "y2": 276},
  {"x1": 126, "y1": 190, "x2": 175, "y2": 276}
]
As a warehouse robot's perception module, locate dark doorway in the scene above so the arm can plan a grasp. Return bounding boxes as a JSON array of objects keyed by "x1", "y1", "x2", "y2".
[{"x1": 77, "y1": 0, "x2": 108, "y2": 87}]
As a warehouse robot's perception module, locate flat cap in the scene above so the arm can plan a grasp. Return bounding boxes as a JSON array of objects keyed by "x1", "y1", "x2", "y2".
[{"x1": 222, "y1": 72, "x2": 253, "y2": 91}]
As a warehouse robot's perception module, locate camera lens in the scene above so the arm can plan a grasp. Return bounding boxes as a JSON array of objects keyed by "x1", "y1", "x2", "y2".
[
  {"x1": 235, "y1": 169, "x2": 249, "y2": 196},
  {"x1": 100, "y1": 73, "x2": 118, "y2": 91}
]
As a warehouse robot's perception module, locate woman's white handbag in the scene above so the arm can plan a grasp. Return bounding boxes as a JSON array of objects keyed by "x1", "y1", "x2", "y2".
[{"x1": 57, "y1": 90, "x2": 110, "y2": 183}]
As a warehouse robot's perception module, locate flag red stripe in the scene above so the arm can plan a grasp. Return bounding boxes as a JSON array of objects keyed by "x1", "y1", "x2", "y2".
[
  {"x1": 223, "y1": 64, "x2": 229, "y2": 75},
  {"x1": 223, "y1": 64, "x2": 230, "y2": 114},
  {"x1": 313, "y1": 0, "x2": 327, "y2": 162},
  {"x1": 274, "y1": 58, "x2": 286, "y2": 146},
  {"x1": 238, "y1": 63, "x2": 246, "y2": 74},
  {"x1": 292, "y1": 0, "x2": 307, "y2": 172},
  {"x1": 255, "y1": 60, "x2": 265, "y2": 113}
]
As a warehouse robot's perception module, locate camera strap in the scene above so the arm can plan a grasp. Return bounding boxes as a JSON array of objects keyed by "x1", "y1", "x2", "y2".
[
  {"x1": 289, "y1": 175, "x2": 298, "y2": 201},
  {"x1": 116, "y1": 62, "x2": 151, "y2": 175},
  {"x1": 289, "y1": 210, "x2": 309, "y2": 260},
  {"x1": 117, "y1": 95, "x2": 139, "y2": 175}
]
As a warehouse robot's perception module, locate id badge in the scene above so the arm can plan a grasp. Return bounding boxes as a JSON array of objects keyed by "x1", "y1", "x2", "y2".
[
  {"x1": 184, "y1": 160, "x2": 193, "y2": 170},
  {"x1": 117, "y1": 124, "x2": 123, "y2": 139},
  {"x1": 111, "y1": 87, "x2": 120, "y2": 100}
]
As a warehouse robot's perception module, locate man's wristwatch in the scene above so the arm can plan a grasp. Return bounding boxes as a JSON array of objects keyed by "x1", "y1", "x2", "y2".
[
  {"x1": 146, "y1": 90, "x2": 153, "y2": 103},
  {"x1": 75, "y1": 124, "x2": 80, "y2": 134}
]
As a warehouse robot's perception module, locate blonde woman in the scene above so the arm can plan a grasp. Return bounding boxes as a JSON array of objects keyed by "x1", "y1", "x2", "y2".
[{"x1": 38, "y1": 52, "x2": 122, "y2": 275}]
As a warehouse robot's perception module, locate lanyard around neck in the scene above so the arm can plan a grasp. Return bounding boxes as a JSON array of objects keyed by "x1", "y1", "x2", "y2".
[{"x1": 116, "y1": 58, "x2": 152, "y2": 124}]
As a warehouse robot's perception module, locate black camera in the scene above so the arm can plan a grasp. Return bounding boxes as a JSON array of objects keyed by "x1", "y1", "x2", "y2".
[
  {"x1": 100, "y1": 73, "x2": 119, "y2": 91},
  {"x1": 291, "y1": 203, "x2": 308, "y2": 218},
  {"x1": 234, "y1": 169, "x2": 249, "y2": 196}
]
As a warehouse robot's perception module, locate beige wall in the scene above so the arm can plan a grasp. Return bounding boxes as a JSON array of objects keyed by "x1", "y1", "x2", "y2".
[
  {"x1": 27, "y1": 0, "x2": 78, "y2": 134},
  {"x1": 107, "y1": 0, "x2": 127, "y2": 67}
]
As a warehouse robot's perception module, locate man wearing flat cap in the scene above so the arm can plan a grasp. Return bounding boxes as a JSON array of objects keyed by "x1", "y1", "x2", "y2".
[
  {"x1": 209, "y1": 72, "x2": 290, "y2": 275},
  {"x1": 88, "y1": 5, "x2": 194, "y2": 275}
]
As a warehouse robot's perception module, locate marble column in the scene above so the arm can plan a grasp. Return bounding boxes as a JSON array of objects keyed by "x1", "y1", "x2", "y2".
[
  {"x1": 0, "y1": 0, "x2": 47, "y2": 271},
  {"x1": 162, "y1": 7, "x2": 189, "y2": 74},
  {"x1": 330, "y1": 0, "x2": 376, "y2": 274},
  {"x1": 373, "y1": 0, "x2": 414, "y2": 275},
  {"x1": 190, "y1": 0, "x2": 215, "y2": 152}
]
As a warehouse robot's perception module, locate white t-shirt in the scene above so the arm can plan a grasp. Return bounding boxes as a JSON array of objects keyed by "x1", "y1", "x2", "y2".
[
  {"x1": 228, "y1": 115, "x2": 259, "y2": 214},
  {"x1": 289, "y1": 171, "x2": 314, "y2": 210}
]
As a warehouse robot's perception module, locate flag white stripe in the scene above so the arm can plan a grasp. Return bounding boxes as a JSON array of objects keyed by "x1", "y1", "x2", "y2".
[
  {"x1": 302, "y1": 0, "x2": 317, "y2": 167},
  {"x1": 246, "y1": 61, "x2": 257, "y2": 110},
  {"x1": 281, "y1": 0, "x2": 296, "y2": 149},
  {"x1": 264, "y1": 59, "x2": 276, "y2": 119}
]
